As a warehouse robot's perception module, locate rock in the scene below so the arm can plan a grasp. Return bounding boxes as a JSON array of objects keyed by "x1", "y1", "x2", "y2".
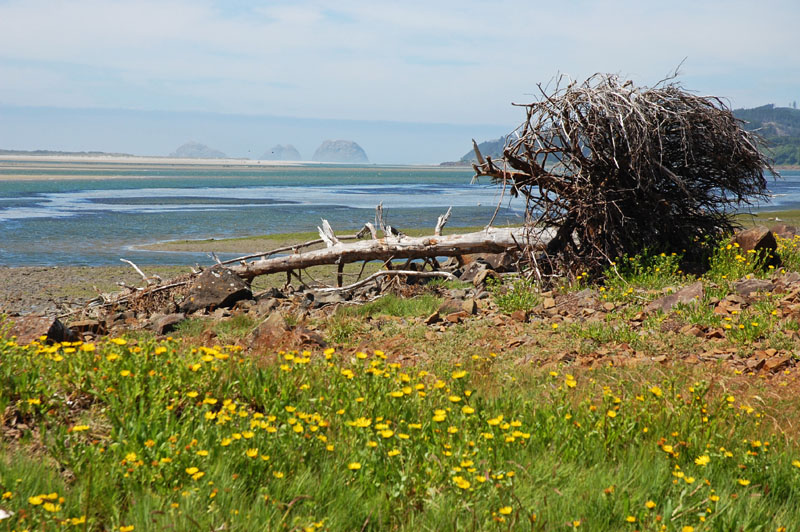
[
  {"x1": 445, "y1": 311, "x2": 468, "y2": 323},
  {"x1": 311, "y1": 140, "x2": 368, "y2": 163},
  {"x1": 250, "y1": 297, "x2": 280, "y2": 317},
  {"x1": 462, "y1": 298, "x2": 477, "y2": 315},
  {"x1": 732, "y1": 226, "x2": 779, "y2": 267},
  {"x1": 770, "y1": 223, "x2": 799, "y2": 240},
  {"x1": 256, "y1": 287, "x2": 286, "y2": 300},
  {"x1": 542, "y1": 297, "x2": 556, "y2": 309},
  {"x1": 472, "y1": 269, "x2": 497, "y2": 287},
  {"x1": 459, "y1": 261, "x2": 490, "y2": 283},
  {"x1": 152, "y1": 313, "x2": 186, "y2": 335},
  {"x1": 461, "y1": 252, "x2": 517, "y2": 272},
  {"x1": 309, "y1": 291, "x2": 347, "y2": 309},
  {"x1": 180, "y1": 268, "x2": 252, "y2": 314},
  {"x1": 261, "y1": 144, "x2": 301, "y2": 161},
  {"x1": 293, "y1": 327, "x2": 327, "y2": 347},
  {"x1": 7, "y1": 316, "x2": 78, "y2": 344},
  {"x1": 510, "y1": 310, "x2": 528, "y2": 322},
  {"x1": 69, "y1": 319, "x2": 105, "y2": 336},
  {"x1": 169, "y1": 141, "x2": 226, "y2": 159},
  {"x1": 733, "y1": 278, "x2": 774, "y2": 296},
  {"x1": 424, "y1": 311, "x2": 441, "y2": 325},
  {"x1": 247, "y1": 312, "x2": 288, "y2": 349},
  {"x1": 645, "y1": 281, "x2": 704, "y2": 313},
  {"x1": 437, "y1": 298, "x2": 464, "y2": 315},
  {"x1": 765, "y1": 355, "x2": 793, "y2": 371}
]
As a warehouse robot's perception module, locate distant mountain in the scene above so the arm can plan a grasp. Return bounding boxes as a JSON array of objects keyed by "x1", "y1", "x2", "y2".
[
  {"x1": 459, "y1": 137, "x2": 507, "y2": 164},
  {"x1": 261, "y1": 144, "x2": 301, "y2": 161},
  {"x1": 169, "y1": 141, "x2": 226, "y2": 159},
  {"x1": 735, "y1": 105, "x2": 800, "y2": 165},
  {"x1": 312, "y1": 140, "x2": 368, "y2": 163}
]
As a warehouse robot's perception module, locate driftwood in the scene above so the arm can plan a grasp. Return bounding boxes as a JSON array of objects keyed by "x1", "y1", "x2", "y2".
[{"x1": 229, "y1": 226, "x2": 554, "y2": 281}]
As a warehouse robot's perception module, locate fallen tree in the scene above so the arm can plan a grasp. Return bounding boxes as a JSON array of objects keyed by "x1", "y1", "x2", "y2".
[{"x1": 228, "y1": 225, "x2": 555, "y2": 281}]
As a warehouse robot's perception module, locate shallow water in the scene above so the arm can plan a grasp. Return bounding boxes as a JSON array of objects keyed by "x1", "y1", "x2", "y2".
[
  {"x1": 0, "y1": 163, "x2": 524, "y2": 266},
  {"x1": 0, "y1": 162, "x2": 796, "y2": 267}
]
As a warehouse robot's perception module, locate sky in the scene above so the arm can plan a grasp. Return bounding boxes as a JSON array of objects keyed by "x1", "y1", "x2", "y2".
[{"x1": 0, "y1": 0, "x2": 798, "y2": 163}]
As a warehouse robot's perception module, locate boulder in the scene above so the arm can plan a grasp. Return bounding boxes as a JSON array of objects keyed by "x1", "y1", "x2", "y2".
[
  {"x1": 7, "y1": 316, "x2": 78, "y2": 344},
  {"x1": 644, "y1": 281, "x2": 704, "y2": 314},
  {"x1": 180, "y1": 268, "x2": 252, "y2": 314},
  {"x1": 732, "y1": 226, "x2": 778, "y2": 257}
]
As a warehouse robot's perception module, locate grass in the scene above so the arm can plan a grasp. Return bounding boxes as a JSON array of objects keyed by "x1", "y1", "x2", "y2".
[
  {"x1": 1, "y1": 337, "x2": 799, "y2": 531},
  {"x1": 6, "y1": 230, "x2": 800, "y2": 530}
]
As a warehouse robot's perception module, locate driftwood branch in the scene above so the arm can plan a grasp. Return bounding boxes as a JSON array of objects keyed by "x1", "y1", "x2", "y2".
[
  {"x1": 229, "y1": 227, "x2": 554, "y2": 281},
  {"x1": 434, "y1": 207, "x2": 452, "y2": 236}
]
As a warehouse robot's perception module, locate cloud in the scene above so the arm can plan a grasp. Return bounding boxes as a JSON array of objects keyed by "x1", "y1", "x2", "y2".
[{"x1": 0, "y1": 0, "x2": 798, "y2": 125}]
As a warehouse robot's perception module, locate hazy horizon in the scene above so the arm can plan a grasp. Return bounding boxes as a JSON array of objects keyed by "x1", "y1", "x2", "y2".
[{"x1": 0, "y1": 104, "x2": 511, "y2": 164}]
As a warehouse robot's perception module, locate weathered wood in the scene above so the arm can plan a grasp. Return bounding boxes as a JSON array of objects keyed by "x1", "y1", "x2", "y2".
[{"x1": 229, "y1": 227, "x2": 554, "y2": 280}]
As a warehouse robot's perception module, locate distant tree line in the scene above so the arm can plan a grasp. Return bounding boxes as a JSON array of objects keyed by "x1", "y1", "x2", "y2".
[{"x1": 734, "y1": 105, "x2": 800, "y2": 165}]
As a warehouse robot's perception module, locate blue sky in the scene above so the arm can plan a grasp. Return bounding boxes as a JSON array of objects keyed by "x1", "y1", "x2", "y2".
[{"x1": 0, "y1": 0, "x2": 798, "y2": 162}]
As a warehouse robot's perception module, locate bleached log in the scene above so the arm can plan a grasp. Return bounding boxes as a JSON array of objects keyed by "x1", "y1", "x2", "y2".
[{"x1": 229, "y1": 227, "x2": 554, "y2": 280}]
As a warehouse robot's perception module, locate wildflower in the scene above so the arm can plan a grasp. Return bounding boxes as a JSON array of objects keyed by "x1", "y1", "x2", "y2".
[
  {"x1": 625, "y1": 516, "x2": 636, "y2": 523},
  {"x1": 448, "y1": 395, "x2": 462, "y2": 403},
  {"x1": 738, "y1": 479, "x2": 751, "y2": 486},
  {"x1": 498, "y1": 506, "x2": 512, "y2": 515},
  {"x1": 607, "y1": 410, "x2": 617, "y2": 418},
  {"x1": 451, "y1": 370, "x2": 467, "y2": 379},
  {"x1": 125, "y1": 452, "x2": 137, "y2": 462},
  {"x1": 273, "y1": 471, "x2": 285, "y2": 478},
  {"x1": 792, "y1": 460, "x2": 800, "y2": 468},
  {"x1": 72, "y1": 425, "x2": 90, "y2": 432},
  {"x1": 29, "y1": 495, "x2": 43, "y2": 505},
  {"x1": 695, "y1": 455, "x2": 710, "y2": 466},
  {"x1": 661, "y1": 444, "x2": 674, "y2": 454},
  {"x1": 347, "y1": 462, "x2": 362, "y2": 470},
  {"x1": 682, "y1": 527, "x2": 694, "y2": 532},
  {"x1": 246, "y1": 448, "x2": 258, "y2": 458},
  {"x1": 452, "y1": 476, "x2": 471, "y2": 489},
  {"x1": 185, "y1": 467, "x2": 199, "y2": 475},
  {"x1": 388, "y1": 449, "x2": 400, "y2": 457},
  {"x1": 649, "y1": 386, "x2": 663, "y2": 398},
  {"x1": 27, "y1": 398, "x2": 41, "y2": 405},
  {"x1": 462, "y1": 405, "x2": 475, "y2": 414},
  {"x1": 110, "y1": 338, "x2": 127, "y2": 346},
  {"x1": 120, "y1": 526, "x2": 134, "y2": 532},
  {"x1": 70, "y1": 516, "x2": 87, "y2": 525},
  {"x1": 196, "y1": 450, "x2": 209, "y2": 457},
  {"x1": 43, "y1": 502, "x2": 61, "y2": 512},
  {"x1": 645, "y1": 500, "x2": 656, "y2": 509}
]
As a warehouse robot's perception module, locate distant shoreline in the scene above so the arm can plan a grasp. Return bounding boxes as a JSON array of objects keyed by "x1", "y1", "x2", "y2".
[{"x1": 0, "y1": 154, "x2": 455, "y2": 181}]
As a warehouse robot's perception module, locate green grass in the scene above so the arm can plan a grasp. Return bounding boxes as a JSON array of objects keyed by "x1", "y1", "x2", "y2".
[
  {"x1": 338, "y1": 294, "x2": 442, "y2": 319},
  {"x1": 0, "y1": 337, "x2": 799, "y2": 530}
]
